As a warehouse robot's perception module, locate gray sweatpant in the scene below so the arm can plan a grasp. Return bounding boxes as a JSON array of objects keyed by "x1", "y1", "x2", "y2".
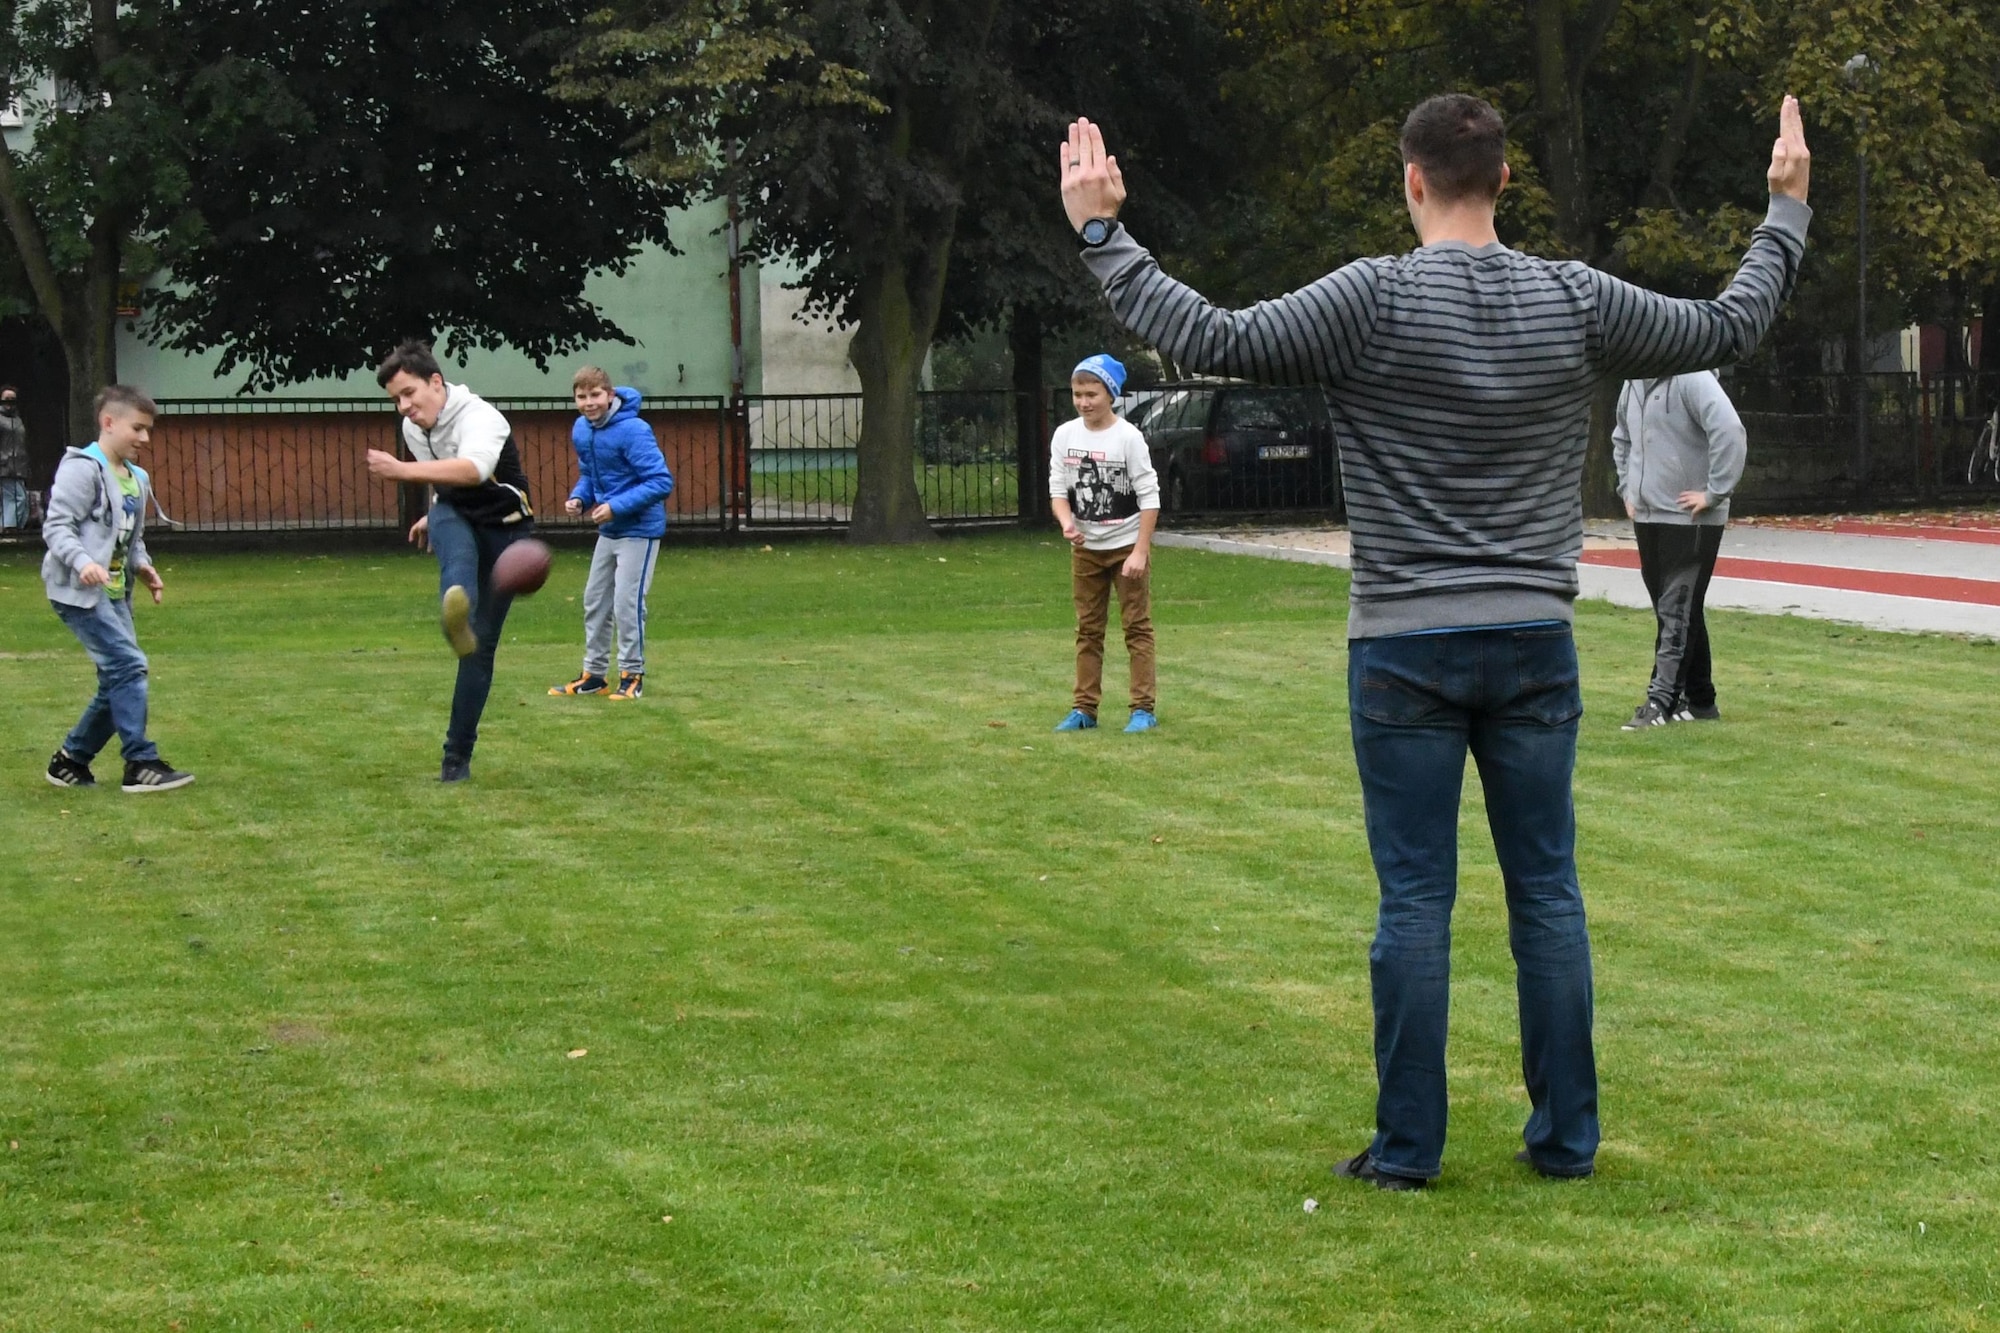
[{"x1": 582, "y1": 534, "x2": 661, "y2": 677}]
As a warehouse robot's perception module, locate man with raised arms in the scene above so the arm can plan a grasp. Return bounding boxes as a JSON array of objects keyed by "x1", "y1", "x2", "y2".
[{"x1": 1059, "y1": 95, "x2": 1811, "y2": 1186}]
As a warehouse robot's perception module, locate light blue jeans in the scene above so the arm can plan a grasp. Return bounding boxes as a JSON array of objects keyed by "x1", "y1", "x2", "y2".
[
  {"x1": 52, "y1": 595, "x2": 159, "y2": 764},
  {"x1": 0, "y1": 479, "x2": 27, "y2": 529}
]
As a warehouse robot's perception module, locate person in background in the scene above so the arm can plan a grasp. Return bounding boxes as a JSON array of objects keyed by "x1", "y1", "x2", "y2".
[
  {"x1": 1613, "y1": 371, "x2": 1747, "y2": 728},
  {"x1": 0, "y1": 385, "x2": 29, "y2": 531}
]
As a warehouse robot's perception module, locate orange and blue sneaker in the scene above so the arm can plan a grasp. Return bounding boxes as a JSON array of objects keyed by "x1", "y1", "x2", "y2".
[
  {"x1": 607, "y1": 672, "x2": 645, "y2": 701},
  {"x1": 440, "y1": 586, "x2": 477, "y2": 658},
  {"x1": 550, "y1": 672, "x2": 609, "y2": 696}
]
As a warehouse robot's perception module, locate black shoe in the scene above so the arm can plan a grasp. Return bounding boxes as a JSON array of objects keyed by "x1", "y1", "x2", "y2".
[
  {"x1": 1332, "y1": 1149, "x2": 1430, "y2": 1191},
  {"x1": 1620, "y1": 700, "x2": 1675, "y2": 730},
  {"x1": 1514, "y1": 1148, "x2": 1594, "y2": 1179},
  {"x1": 46, "y1": 749, "x2": 96, "y2": 788},
  {"x1": 440, "y1": 756, "x2": 471, "y2": 784},
  {"x1": 121, "y1": 758, "x2": 195, "y2": 793},
  {"x1": 1682, "y1": 700, "x2": 1721, "y2": 721}
]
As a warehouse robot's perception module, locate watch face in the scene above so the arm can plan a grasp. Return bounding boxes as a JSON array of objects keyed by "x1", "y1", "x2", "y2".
[{"x1": 1082, "y1": 218, "x2": 1111, "y2": 245}]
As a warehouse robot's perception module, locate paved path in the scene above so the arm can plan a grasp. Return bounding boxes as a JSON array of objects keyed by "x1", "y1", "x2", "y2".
[{"x1": 1158, "y1": 520, "x2": 2000, "y2": 640}]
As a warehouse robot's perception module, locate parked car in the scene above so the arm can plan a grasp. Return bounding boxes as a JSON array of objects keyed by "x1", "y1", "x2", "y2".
[{"x1": 1126, "y1": 384, "x2": 1341, "y2": 515}]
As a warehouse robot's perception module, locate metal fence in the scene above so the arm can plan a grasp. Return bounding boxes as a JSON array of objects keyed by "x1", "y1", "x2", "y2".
[
  {"x1": 134, "y1": 391, "x2": 1028, "y2": 537},
  {"x1": 1705, "y1": 370, "x2": 2000, "y2": 511},
  {"x1": 739, "y1": 390, "x2": 1020, "y2": 527},
  {"x1": 145, "y1": 396, "x2": 731, "y2": 535},
  {"x1": 56, "y1": 374, "x2": 2000, "y2": 542}
]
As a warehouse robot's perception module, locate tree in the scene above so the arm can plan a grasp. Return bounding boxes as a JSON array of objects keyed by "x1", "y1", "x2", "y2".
[
  {"x1": 1199, "y1": 0, "x2": 2000, "y2": 508},
  {"x1": 150, "y1": 0, "x2": 679, "y2": 389},
  {"x1": 0, "y1": 0, "x2": 189, "y2": 440},
  {"x1": 0, "y1": 0, "x2": 676, "y2": 443},
  {"x1": 557, "y1": 0, "x2": 1229, "y2": 543}
]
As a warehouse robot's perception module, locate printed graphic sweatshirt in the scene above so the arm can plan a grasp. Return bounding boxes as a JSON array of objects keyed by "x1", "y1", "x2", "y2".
[{"x1": 1049, "y1": 416, "x2": 1161, "y2": 551}]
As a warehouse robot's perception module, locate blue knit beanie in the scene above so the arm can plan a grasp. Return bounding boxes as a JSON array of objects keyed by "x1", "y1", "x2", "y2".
[{"x1": 1071, "y1": 354, "x2": 1127, "y2": 398}]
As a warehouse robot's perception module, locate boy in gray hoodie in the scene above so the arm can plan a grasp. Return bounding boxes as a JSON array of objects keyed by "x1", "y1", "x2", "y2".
[
  {"x1": 1612, "y1": 370, "x2": 1747, "y2": 728},
  {"x1": 41, "y1": 385, "x2": 195, "y2": 792}
]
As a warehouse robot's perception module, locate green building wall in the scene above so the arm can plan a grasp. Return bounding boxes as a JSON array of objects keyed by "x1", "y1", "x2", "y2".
[{"x1": 118, "y1": 199, "x2": 764, "y2": 403}]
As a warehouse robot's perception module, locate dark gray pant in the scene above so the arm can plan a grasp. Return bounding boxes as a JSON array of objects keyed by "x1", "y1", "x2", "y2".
[{"x1": 1634, "y1": 522, "x2": 1724, "y2": 710}]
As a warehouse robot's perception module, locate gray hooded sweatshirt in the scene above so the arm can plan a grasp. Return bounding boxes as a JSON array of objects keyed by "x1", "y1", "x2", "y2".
[
  {"x1": 1612, "y1": 371, "x2": 1747, "y2": 526},
  {"x1": 42, "y1": 443, "x2": 151, "y2": 607}
]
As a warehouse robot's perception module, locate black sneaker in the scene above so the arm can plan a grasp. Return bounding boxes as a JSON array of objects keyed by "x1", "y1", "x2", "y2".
[
  {"x1": 1332, "y1": 1149, "x2": 1430, "y2": 1192},
  {"x1": 549, "y1": 672, "x2": 609, "y2": 696},
  {"x1": 46, "y1": 749, "x2": 96, "y2": 788},
  {"x1": 441, "y1": 756, "x2": 471, "y2": 784},
  {"x1": 122, "y1": 758, "x2": 195, "y2": 793},
  {"x1": 1620, "y1": 701, "x2": 1674, "y2": 730},
  {"x1": 1682, "y1": 700, "x2": 1721, "y2": 721}
]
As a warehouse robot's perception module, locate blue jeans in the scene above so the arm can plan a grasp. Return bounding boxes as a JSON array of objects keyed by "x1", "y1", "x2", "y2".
[
  {"x1": 1348, "y1": 625, "x2": 1596, "y2": 1180},
  {"x1": 1, "y1": 478, "x2": 26, "y2": 529},
  {"x1": 52, "y1": 596, "x2": 160, "y2": 764},
  {"x1": 426, "y1": 499, "x2": 531, "y2": 762}
]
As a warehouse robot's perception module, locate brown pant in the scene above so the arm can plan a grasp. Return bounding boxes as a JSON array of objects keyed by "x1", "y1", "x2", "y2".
[{"x1": 1071, "y1": 544, "x2": 1155, "y2": 715}]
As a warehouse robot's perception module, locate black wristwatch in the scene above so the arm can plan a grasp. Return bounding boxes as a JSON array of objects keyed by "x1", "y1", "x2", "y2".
[{"x1": 1079, "y1": 217, "x2": 1120, "y2": 248}]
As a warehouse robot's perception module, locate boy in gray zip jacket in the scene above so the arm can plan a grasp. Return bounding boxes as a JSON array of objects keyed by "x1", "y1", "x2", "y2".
[
  {"x1": 41, "y1": 385, "x2": 195, "y2": 792},
  {"x1": 1612, "y1": 370, "x2": 1747, "y2": 727}
]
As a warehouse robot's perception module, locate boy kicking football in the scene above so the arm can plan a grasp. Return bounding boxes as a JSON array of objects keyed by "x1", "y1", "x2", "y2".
[{"x1": 550, "y1": 367, "x2": 674, "y2": 701}]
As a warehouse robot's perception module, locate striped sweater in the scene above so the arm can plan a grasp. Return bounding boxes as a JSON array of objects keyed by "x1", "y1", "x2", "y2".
[{"x1": 1082, "y1": 196, "x2": 1811, "y2": 636}]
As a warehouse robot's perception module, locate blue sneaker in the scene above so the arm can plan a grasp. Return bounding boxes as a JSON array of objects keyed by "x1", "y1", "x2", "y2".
[
  {"x1": 1124, "y1": 709, "x2": 1159, "y2": 733},
  {"x1": 1053, "y1": 709, "x2": 1097, "y2": 732}
]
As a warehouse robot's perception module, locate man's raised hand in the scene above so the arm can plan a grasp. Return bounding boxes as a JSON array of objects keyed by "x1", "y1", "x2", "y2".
[
  {"x1": 1060, "y1": 118, "x2": 1126, "y2": 233},
  {"x1": 1767, "y1": 95, "x2": 1810, "y2": 203}
]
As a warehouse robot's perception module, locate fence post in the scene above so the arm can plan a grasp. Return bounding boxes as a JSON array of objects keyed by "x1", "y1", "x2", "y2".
[
  {"x1": 1015, "y1": 389, "x2": 1047, "y2": 526},
  {"x1": 728, "y1": 395, "x2": 750, "y2": 533}
]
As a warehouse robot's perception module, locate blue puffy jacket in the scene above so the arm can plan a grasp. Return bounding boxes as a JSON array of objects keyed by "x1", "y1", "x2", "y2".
[{"x1": 569, "y1": 387, "x2": 674, "y2": 538}]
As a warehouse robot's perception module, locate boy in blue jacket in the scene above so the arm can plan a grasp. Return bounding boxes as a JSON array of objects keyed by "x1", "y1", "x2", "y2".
[{"x1": 550, "y1": 367, "x2": 674, "y2": 700}]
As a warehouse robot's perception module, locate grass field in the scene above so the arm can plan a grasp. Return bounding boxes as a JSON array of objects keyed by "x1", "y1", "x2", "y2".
[{"x1": 1, "y1": 533, "x2": 1996, "y2": 1330}]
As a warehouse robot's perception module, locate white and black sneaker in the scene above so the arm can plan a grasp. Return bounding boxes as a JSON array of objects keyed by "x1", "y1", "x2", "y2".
[
  {"x1": 1620, "y1": 701, "x2": 1674, "y2": 730},
  {"x1": 46, "y1": 749, "x2": 96, "y2": 788},
  {"x1": 122, "y1": 758, "x2": 195, "y2": 793}
]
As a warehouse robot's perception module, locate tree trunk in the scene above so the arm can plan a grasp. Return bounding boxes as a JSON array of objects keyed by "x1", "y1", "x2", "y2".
[
  {"x1": 1010, "y1": 307, "x2": 1048, "y2": 527},
  {"x1": 846, "y1": 258, "x2": 942, "y2": 544},
  {"x1": 1530, "y1": 0, "x2": 1595, "y2": 261},
  {"x1": 61, "y1": 214, "x2": 122, "y2": 443}
]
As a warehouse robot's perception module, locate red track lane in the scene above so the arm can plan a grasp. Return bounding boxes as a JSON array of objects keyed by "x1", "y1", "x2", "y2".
[
  {"x1": 1829, "y1": 520, "x2": 2000, "y2": 545},
  {"x1": 1579, "y1": 549, "x2": 2000, "y2": 606}
]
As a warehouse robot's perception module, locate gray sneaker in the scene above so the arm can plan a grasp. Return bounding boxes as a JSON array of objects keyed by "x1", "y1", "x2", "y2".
[{"x1": 1621, "y1": 701, "x2": 1674, "y2": 730}]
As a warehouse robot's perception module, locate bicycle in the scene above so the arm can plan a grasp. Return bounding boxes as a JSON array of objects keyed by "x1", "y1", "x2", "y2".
[{"x1": 1971, "y1": 409, "x2": 2000, "y2": 485}]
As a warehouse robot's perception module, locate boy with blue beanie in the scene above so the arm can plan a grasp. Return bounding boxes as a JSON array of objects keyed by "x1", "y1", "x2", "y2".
[
  {"x1": 1049, "y1": 354, "x2": 1162, "y2": 732},
  {"x1": 41, "y1": 385, "x2": 195, "y2": 793},
  {"x1": 551, "y1": 367, "x2": 675, "y2": 700}
]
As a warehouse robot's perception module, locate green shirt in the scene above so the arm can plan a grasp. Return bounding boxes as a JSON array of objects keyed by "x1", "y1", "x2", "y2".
[{"x1": 105, "y1": 468, "x2": 141, "y2": 601}]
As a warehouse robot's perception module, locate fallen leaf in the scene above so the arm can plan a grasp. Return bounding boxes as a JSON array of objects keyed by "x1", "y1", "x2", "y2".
[
  {"x1": 986, "y1": 720, "x2": 1007, "y2": 729},
  {"x1": 662, "y1": 1214, "x2": 674, "y2": 1224},
  {"x1": 1151, "y1": 835, "x2": 1164, "y2": 844},
  {"x1": 567, "y1": 1048, "x2": 589, "y2": 1059}
]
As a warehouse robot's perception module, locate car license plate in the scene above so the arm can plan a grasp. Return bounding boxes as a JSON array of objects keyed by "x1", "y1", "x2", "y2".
[{"x1": 1258, "y1": 444, "x2": 1310, "y2": 460}]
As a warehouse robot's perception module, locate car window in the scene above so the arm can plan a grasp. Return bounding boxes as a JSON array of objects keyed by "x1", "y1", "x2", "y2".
[
  {"x1": 1180, "y1": 391, "x2": 1215, "y2": 431},
  {"x1": 1217, "y1": 392, "x2": 1316, "y2": 431}
]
